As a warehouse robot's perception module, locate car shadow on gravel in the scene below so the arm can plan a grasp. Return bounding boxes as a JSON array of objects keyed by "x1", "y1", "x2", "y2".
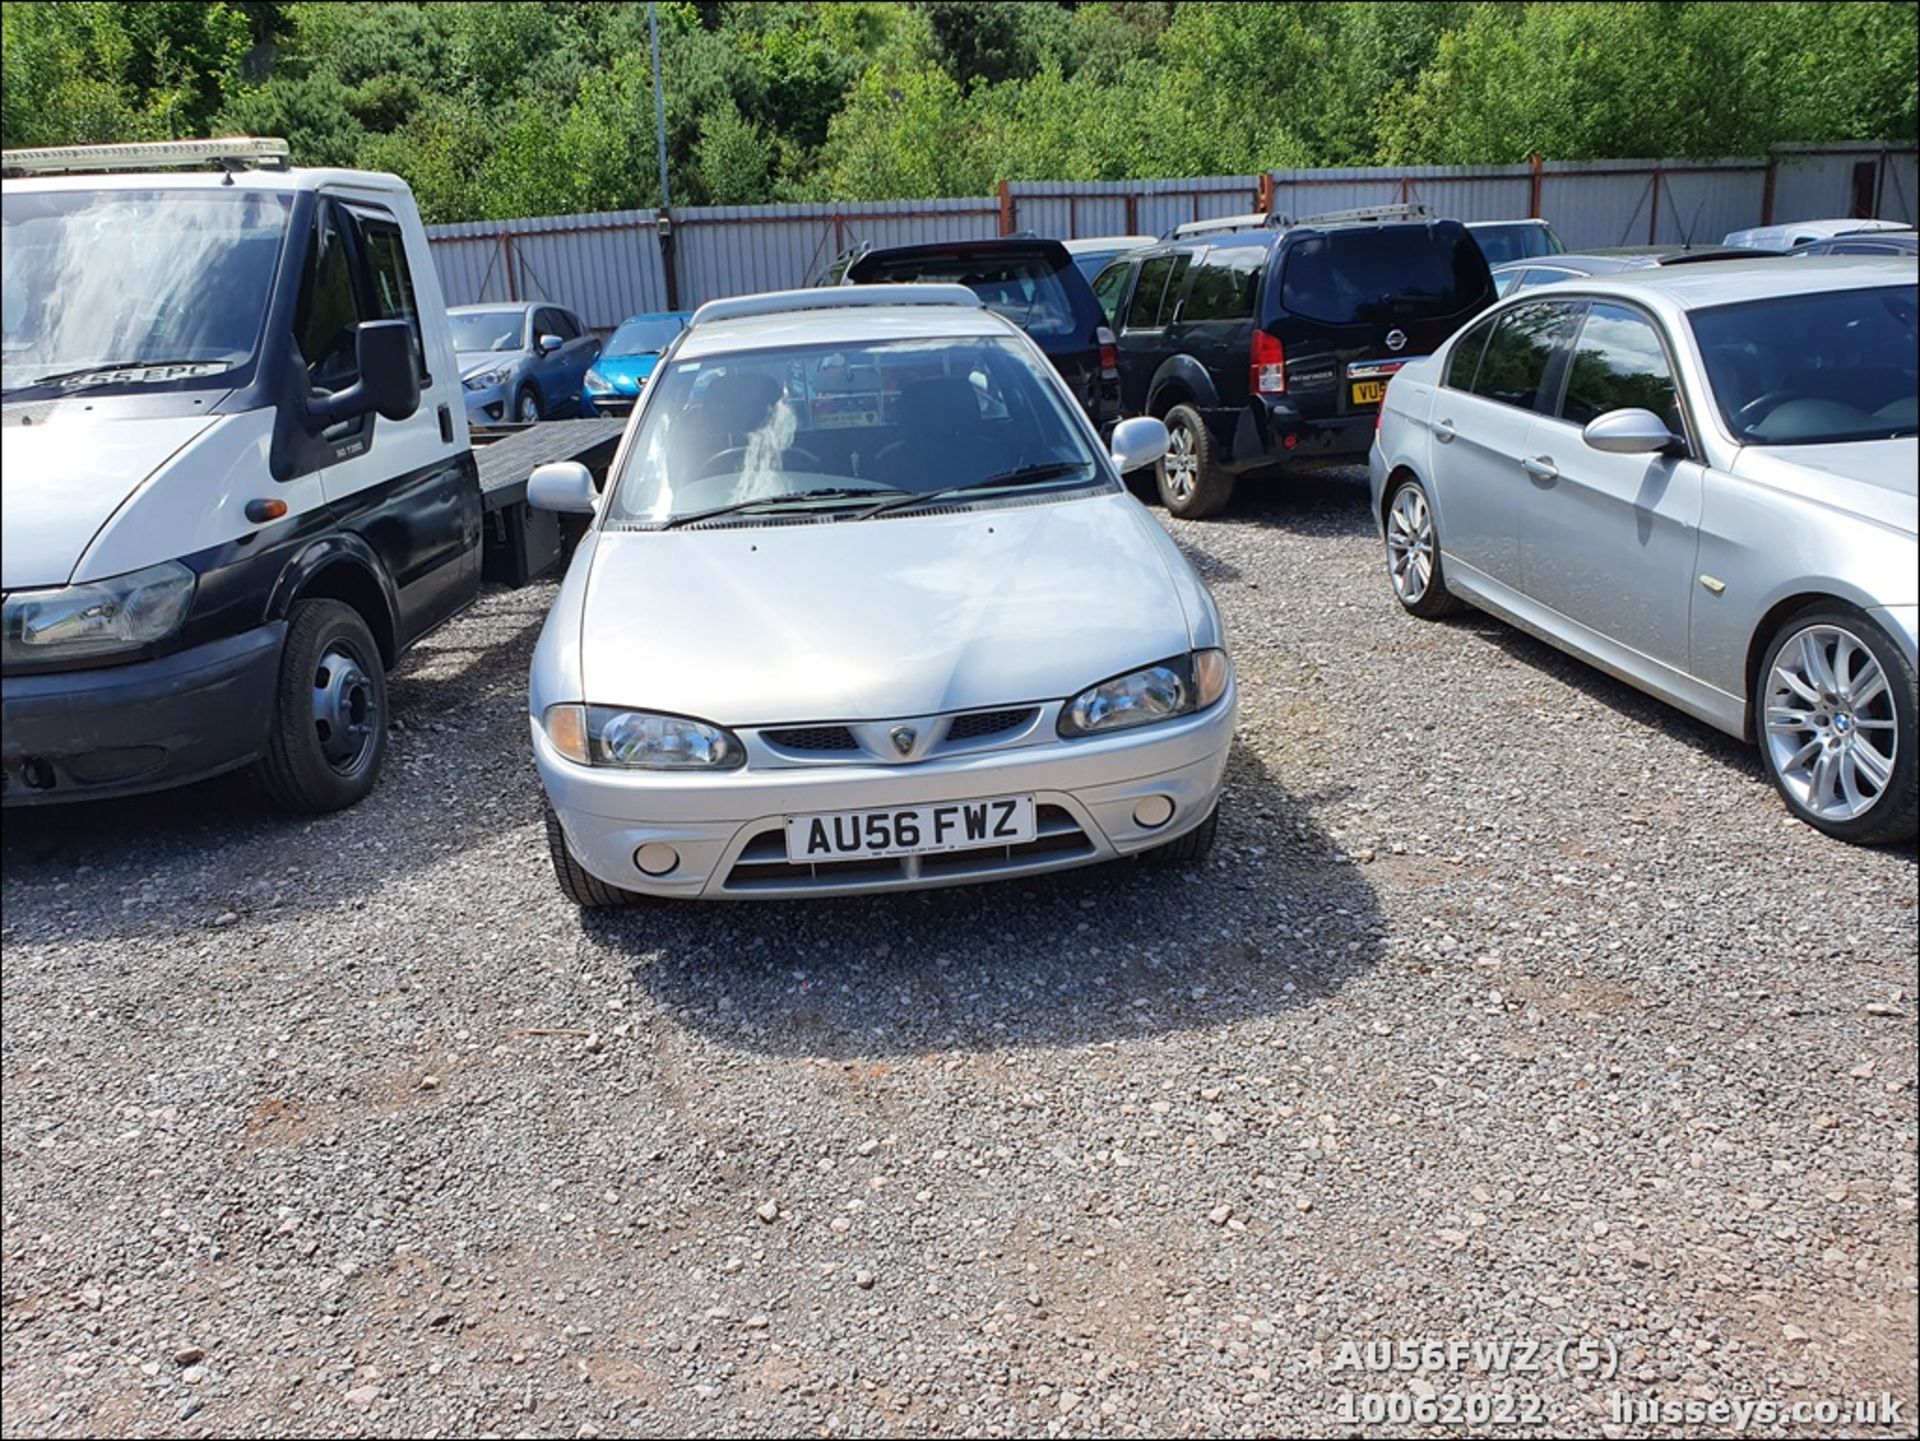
[
  {"x1": 0, "y1": 593, "x2": 549, "y2": 943},
  {"x1": 590, "y1": 741, "x2": 1384, "y2": 1057},
  {"x1": 1216, "y1": 465, "x2": 1377, "y2": 538}
]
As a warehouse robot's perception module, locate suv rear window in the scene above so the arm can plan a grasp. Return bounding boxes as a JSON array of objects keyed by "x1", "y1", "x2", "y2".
[
  {"x1": 857, "y1": 252, "x2": 1079, "y2": 337},
  {"x1": 1279, "y1": 227, "x2": 1490, "y2": 327}
]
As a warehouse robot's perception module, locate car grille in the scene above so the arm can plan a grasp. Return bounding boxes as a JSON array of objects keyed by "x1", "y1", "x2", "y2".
[
  {"x1": 762, "y1": 725, "x2": 860, "y2": 751},
  {"x1": 946, "y1": 707, "x2": 1036, "y2": 742},
  {"x1": 720, "y1": 805, "x2": 1096, "y2": 894}
]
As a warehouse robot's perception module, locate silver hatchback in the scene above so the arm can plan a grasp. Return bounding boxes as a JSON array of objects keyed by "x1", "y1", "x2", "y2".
[{"x1": 1369, "y1": 259, "x2": 1918, "y2": 843}]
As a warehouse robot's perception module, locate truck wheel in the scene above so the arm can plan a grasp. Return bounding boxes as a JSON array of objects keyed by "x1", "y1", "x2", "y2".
[
  {"x1": 516, "y1": 385, "x2": 541, "y2": 424},
  {"x1": 1157, "y1": 404, "x2": 1235, "y2": 519},
  {"x1": 545, "y1": 805, "x2": 643, "y2": 907},
  {"x1": 256, "y1": 599, "x2": 388, "y2": 813}
]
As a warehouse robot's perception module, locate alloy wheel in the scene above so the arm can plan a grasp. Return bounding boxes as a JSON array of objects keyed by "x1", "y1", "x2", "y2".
[
  {"x1": 1162, "y1": 423, "x2": 1198, "y2": 502},
  {"x1": 1386, "y1": 484, "x2": 1436, "y2": 604},
  {"x1": 1764, "y1": 623, "x2": 1899, "y2": 822},
  {"x1": 517, "y1": 391, "x2": 540, "y2": 423}
]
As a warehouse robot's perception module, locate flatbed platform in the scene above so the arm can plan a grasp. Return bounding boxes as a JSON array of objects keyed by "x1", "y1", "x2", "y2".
[{"x1": 468, "y1": 418, "x2": 626, "y2": 585}]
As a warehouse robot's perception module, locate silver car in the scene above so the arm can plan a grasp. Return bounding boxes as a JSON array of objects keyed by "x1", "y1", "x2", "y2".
[
  {"x1": 449, "y1": 302, "x2": 600, "y2": 424},
  {"x1": 1369, "y1": 258, "x2": 1918, "y2": 843},
  {"x1": 524, "y1": 285, "x2": 1234, "y2": 903}
]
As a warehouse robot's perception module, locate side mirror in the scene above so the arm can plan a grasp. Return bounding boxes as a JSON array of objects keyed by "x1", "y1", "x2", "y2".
[
  {"x1": 1109, "y1": 415, "x2": 1170, "y2": 474},
  {"x1": 528, "y1": 460, "x2": 596, "y2": 514},
  {"x1": 306, "y1": 320, "x2": 421, "y2": 427},
  {"x1": 536, "y1": 332, "x2": 564, "y2": 355},
  {"x1": 1582, "y1": 407, "x2": 1682, "y2": 455}
]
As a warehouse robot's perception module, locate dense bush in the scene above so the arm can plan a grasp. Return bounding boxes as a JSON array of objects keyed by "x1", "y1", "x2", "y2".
[{"x1": 3, "y1": 2, "x2": 1913, "y2": 222}]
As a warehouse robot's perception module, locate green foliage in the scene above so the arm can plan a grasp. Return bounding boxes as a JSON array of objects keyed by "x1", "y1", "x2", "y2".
[{"x1": 4, "y1": 1, "x2": 1914, "y2": 219}]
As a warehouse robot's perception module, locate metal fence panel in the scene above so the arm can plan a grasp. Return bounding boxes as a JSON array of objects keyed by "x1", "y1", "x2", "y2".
[
  {"x1": 426, "y1": 209, "x2": 666, "y2": 334},
  {"x1": 1006, "y1": 176, "x2": 1258, "y2": 239}
]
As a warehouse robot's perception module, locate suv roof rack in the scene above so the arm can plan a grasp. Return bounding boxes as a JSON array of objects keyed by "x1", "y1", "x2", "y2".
[
  {"x1": 690, "y1": 284, "x2": 984, "y2": 327},
  {"x1": 1170, "y1": 201, "x2": 1431, "y2": 240},
  {"x1": 2, "y1": 136, "x2": 292, "y2": 178}
]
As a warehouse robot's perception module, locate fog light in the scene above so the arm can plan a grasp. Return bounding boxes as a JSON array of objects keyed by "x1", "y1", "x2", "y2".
[
  {"x1": 1133, "y1": 795, "x2": 1175, "y2": 829},
  {"x1": 634, "y1": 842, "x2": 679, "y2": 876}
]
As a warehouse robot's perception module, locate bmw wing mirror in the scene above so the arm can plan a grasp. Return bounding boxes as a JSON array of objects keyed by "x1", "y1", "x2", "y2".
[{"x1": 1582, "y1": 407, "x2": 1682, "y2": 456}]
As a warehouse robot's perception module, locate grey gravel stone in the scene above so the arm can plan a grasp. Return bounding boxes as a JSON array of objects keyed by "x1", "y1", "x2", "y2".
[{"x1": 1, "y1": 472, "x2": 1913, "y2": 1437}]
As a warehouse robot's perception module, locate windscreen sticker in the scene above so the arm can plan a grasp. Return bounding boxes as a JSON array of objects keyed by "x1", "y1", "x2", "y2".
[{"x1": 59, "y1": 363, "x2": 231, "y2": 389}]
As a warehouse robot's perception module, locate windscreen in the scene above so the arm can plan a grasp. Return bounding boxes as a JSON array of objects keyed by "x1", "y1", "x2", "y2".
[
  {"x1": 449, "y1": 309, "x2": 526, "y2": 352},
  {"x1": 856, "y1": 253, "x2": 1081, "y2": 337},
  {"x1": 1279, "y1": 227, "x2": 1492, "y2": 327},
  {"x1": 605, "y1": 316, "x2": 686, "y2": 357},
  {"x1": 1690, "y1": 285, "x2": 1918, "y2": 445},
  {"x1": 605, "y1": 335, "x2": 1101, "y2": 527},
  {"x1": 2, "y1": 187, "x2": 290, "y2": 399}
]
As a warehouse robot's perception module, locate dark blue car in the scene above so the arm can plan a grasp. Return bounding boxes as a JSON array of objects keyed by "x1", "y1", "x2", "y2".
[{"x1": 582, "y1": 311, "x2": 691, "y2": 417}]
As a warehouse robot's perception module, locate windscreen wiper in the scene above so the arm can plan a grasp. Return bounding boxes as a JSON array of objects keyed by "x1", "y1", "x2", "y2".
[
  {"x1": 855, "y1": 461, "x2": 1093, "y2": 520},
  {"x1": 17, "y1": 359, "x2": 228, "y2": 390},
  {"x1": 655, "y1": 486, "x2": 907, "y2": 531}
]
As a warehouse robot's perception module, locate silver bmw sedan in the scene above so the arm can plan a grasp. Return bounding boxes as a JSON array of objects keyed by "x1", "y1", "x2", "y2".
[
  {"x1": 525, "y1": 286, "x2": 1235, "y2": 904},
  {"x1": 1370, "y1": 258, "x2": 1917, "y2": 844}
]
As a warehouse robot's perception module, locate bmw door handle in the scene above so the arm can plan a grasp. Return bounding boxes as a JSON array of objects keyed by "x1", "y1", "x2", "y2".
[
  {"x1": 1521, "y1": 455, "x2": 1558, "y2": 481},
  {"x1": 1433, "y1": 419, "x2": 1456, "y2": 443}
]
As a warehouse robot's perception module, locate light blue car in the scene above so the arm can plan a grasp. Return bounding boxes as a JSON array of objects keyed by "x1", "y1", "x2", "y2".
[
  {"x1": 450, "y1": 302, "x2": 599, "y2": 425},
  {"x1": 582, "y1": 311, "x2": 691, "y2": 418}
]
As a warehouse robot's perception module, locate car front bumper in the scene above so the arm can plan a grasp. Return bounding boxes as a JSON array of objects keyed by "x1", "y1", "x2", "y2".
[
  {"x1": 581, "y1": 390, "x2": 637, "y2": 419},
  {"x1": 535, "y1": 686, "x2": 1235, "y2": 899},
  {"x1": 2, "y1": 622, "x2": 285, "y2": 806},
  {"x1": 464, "y1": 381, "x2": 509, "y2": 424}
]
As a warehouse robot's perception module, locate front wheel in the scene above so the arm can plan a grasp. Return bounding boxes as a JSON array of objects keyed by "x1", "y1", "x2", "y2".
[
  {"x1": 1383, "y1": 475, "x2": 1465, "y2": 619},
  {"x1": 545, "y1": 805, "x2": 644, "y2": 907},
  {"x1": 1156, "y1": 404, "x2": 1235, "y2": 519},
  {"x1": 1143, "y1": 805, "x2": 1218, "y2": 866},
  {"x1": 515, "y1": 385, "x2": 541, "y2": 424},
  {"x1": 1757, "y1": 607, "x2": 1916, "y2": 844},
  {"x1": 256, "y1": 600, "x2": 388, "y2": 813}
]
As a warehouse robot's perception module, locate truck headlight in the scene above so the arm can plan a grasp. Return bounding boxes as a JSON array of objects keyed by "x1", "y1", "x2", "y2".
[
  {"x1": 542, "y1": 704, "x2": 744, "y2": 769},
  {"x1": 1057, "y1": 649, "x2": 1230, "y2": 737},
  {"x1": 463, "y1": 367, "x2": 511, "y2": 391},
  {"x1": 2, "y1": 560, "x2": 195, "y2": 665}
]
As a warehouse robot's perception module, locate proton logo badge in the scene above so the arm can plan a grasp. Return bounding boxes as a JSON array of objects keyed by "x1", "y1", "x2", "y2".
[
  {"x1": 1385, "y1": 328, "x2": 1408, "y2": 352},
  {"x1": 890, "y1": 726, "x2": 917, "y2": 756}
]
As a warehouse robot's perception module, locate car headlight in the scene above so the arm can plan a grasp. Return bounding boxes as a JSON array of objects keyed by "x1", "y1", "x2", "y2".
[
  {"x1": 463, "y1": 367, "x2": 511, "y2": 392},
  {"x1": 583, "y1": 369, "x2": 614, "y2": 395},
  {"x1": 1057, "y1": 649, "x2": 1230, "y2": 737},
  {"x1": 542, "y1": 704, "x2": 744, "y2": 769},
  {"x1": 1, "y1": 560, "x2": 195, "y2": 665}
]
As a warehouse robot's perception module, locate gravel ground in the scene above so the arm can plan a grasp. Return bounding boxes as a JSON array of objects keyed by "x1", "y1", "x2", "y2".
[{"x1": 3, "y1": 469, "x2": 1915, "y2": 1439}]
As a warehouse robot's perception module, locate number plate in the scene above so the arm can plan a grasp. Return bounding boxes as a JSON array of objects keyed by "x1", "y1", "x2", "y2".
[
  {"x1": 786, "y1": 796, "x2": 1036, "y2": 861},
  {"x1": 1350, "y1": 380, "x2": 1385, "y2": 406}
]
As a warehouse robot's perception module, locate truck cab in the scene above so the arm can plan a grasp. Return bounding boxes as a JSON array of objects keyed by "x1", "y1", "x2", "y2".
[{"x1": 2, "y1": 137, "x2": 481, "y2": 812}]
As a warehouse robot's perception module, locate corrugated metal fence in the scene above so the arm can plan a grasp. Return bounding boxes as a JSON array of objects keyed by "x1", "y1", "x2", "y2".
[{"x1": 426, "y1": 143, "x2": 1916, "y2": 332}]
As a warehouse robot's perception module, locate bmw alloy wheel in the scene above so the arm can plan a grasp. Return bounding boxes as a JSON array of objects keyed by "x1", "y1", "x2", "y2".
[
  {"x1": 1386, "y1": 483, "x2": 1436, "y2": 604},
  {"x1": 1764, "y1": 623, "x2": 1899, "y2": 823}
]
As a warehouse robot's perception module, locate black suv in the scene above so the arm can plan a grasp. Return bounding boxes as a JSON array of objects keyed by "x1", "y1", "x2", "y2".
[
  {"x1": 1089, "y1": 206, "x2": 1495, "y2": 517},
  {"x1": 831, "y1": 237, "x2": 1121, "y2": 436}
]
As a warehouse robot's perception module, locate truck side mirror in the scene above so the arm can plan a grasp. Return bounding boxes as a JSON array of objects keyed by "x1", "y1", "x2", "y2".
[{"x1": 307, "y1": 320, "x2": 422, "y2": 427}]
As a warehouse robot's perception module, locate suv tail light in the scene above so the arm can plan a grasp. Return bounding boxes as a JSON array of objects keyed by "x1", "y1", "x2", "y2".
[
  {"x1": 1097, "y1": 327, "x2": 1118, "y2": 379},
  {"x1": 1250, "y1": 330, "x2": 1286, "y2": 395}
]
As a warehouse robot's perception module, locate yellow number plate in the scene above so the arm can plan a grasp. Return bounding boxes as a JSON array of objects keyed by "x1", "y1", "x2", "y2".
[{"x1": 1350, "y1": 380, "x2": 1385, "y2": 406}]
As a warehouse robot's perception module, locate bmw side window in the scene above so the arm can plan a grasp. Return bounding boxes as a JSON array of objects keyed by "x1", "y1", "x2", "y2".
[
  {"x1": 1559, "y1": 303, "x2": 1686, "y2": 439},
  {"x1": 1089, "y1": 261, "x2": 1131, "y2": 328},
  {"x1": 1444, "y1": 315, "x2": 1496, "y2": 390},
  {"x1": 346, "y1": 207, "x2": 428, "y2": 381},
  {"x1": 1467, "y1": 301, "x2": 1583, "y2": 411},
  {"x1": 294, "y1": 203, "x2": 363, "y2": 394}
]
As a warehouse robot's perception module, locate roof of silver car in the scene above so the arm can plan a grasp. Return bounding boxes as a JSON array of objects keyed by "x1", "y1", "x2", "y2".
[
  {"x1": 1530, "y1": 255, "x2": 1915, "y2": 308},
  {"x1": 678, "y1": 298, "x2": 1020, "y2": 359},
  {"x1": 689, "y1": 285, "x2": 981, "y2": 327}
]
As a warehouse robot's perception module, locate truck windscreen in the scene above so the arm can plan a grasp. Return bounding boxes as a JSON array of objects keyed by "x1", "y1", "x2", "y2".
[{"x1": 2, "y1": 187, "x2": 290, "y2": 399}]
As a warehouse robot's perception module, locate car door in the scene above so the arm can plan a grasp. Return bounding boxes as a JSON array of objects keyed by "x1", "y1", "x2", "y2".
[
  {"x1": 1426, "y1": 299, "x2": 1584, "y2": 584},
  {"x1": 552, "y1": 307, "x2": 596, "y2": 407},
  {"x1": 530, "y1": 306, "x2": 570, "y2": 413},
  {"x1": 300, "y1": 195, "x2": 478, "y2": 646},
  {"x1": 1115, "y1": 251, "x2": 1191, "y2": 417},
  {"x1": 1517, "y1": 300, "x2": 1705, "y2": 674}
]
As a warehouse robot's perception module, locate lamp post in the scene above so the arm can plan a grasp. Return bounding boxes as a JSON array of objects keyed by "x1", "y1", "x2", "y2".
[{"x1": 649, "y1": 1, "x2": 670, "y2": 209}]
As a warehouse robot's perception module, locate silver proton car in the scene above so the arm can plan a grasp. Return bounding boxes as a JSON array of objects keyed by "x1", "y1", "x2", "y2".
[
  {"x1": 525, "y1": 286, "x2": 1235, "y2": 903},
  {"x1": 1369, "y1": 259, "x2": 1918, "y2": 844}
]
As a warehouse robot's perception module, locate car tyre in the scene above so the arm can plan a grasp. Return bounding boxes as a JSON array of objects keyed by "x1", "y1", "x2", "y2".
[
  {"x1": 1384, "y1": 474, "x2": 1465, "y2": 619},
  {"x1": 1157, "y1": 404, "x2": 1234, "y2": 518},
  {"x1": 515, "y1": 385, "x2": 541, "y2": 424},
  {"x1": 1756, "y1": 605, "x2": 1916, "y2": 845},
  {"x1": 256, "y1": 599, "x2": 388, "y2": 814},
  {"x1": 545, "y1": 804, "x2": 644, "y2": 906},
  {"x1": 1143, "y1": 805, "x2": 1218, "y2": 866}
]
